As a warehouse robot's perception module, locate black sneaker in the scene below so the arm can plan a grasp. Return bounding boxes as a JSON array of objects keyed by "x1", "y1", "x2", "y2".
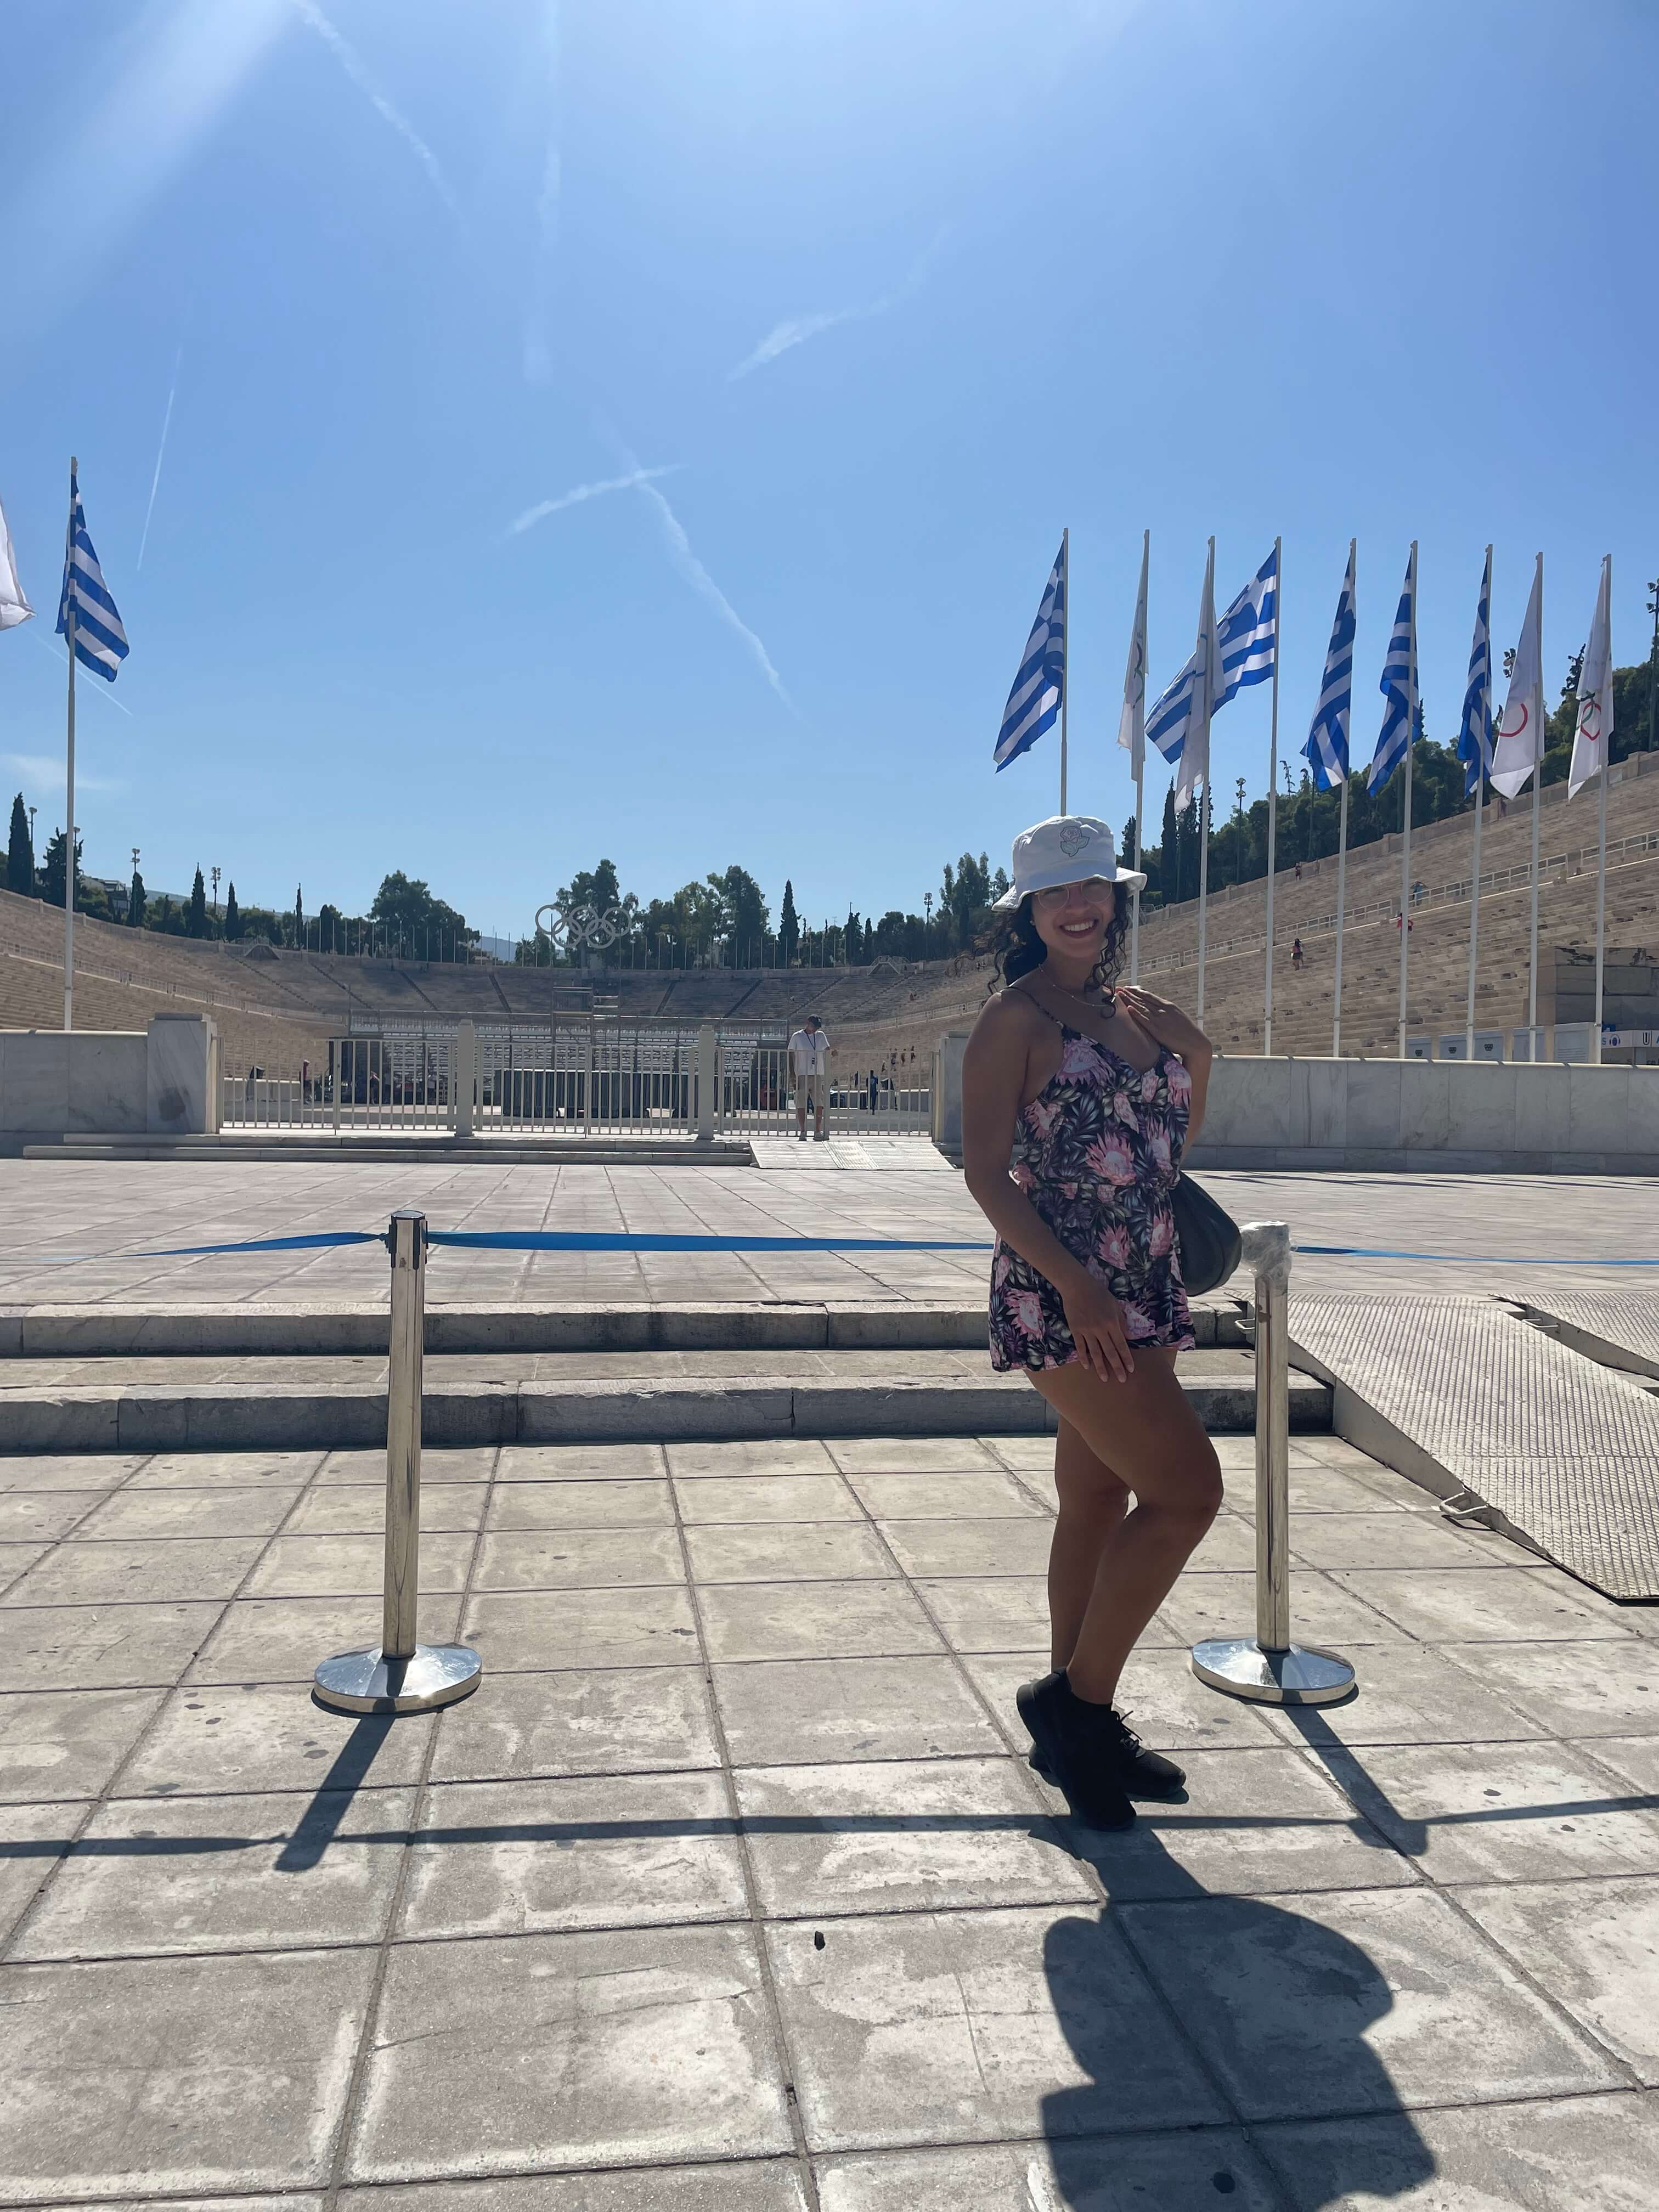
[
  {"x1": 1016, "y1": 1671, "x2": 1135, "y2": 1831},
  {"x1": 1027, "y1": 1703, "x2": 1186, "y2": 1799}
]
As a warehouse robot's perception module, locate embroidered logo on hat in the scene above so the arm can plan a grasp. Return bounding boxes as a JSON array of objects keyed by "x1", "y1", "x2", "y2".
[{"x1": 1056, "y1": 821, "x2": 1093, "y2": 857}]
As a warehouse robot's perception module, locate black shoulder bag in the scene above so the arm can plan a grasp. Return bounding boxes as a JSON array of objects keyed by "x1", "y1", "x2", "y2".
[{"x1": 1171, "y1": 1172, "x2": 1242, "y2": 1296}]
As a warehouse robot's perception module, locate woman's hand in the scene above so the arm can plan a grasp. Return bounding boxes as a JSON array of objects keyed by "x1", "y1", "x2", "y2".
[
  {"x1": 1115, "y1": 985, "x2": 1212, "y2": 1063},
  {"x1": 1059, "y1": 1267, "x2": 1135, "y2": 1383}
]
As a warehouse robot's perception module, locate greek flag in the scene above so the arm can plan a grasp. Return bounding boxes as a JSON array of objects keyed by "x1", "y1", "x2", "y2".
[
  {"x1": 994, "y1": 538, "x2": 1065, "y2": 772},
  {"x1": 1148, "y1": 539, "x2": 1217, "y2": 805},
  {"x1": 1213, "y1": 546, "x2": 1278, "y2": 708},
  {"x1": 1302, "y1": 544, "x2": 1356, "y2": 790},
  {"x1": 56, "y1": 466, "x2": 128, "y2": 682},
  {"x1": 1367, "y1": 545, "x2": 1417, "y2": 794},
  {"x1": 1455, "y1": 548, "x2": 1494, "y2": 799}
]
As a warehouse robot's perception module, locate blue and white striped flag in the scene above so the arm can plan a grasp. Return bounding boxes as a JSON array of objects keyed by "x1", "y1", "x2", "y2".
[
  {"x1": 1302, "y1": 544, "x2": 1356, "y2": 790},
  {"x1": 56, "y1": 466, "x2": 128, "y2": 682},
  {"x1": 1367, "y1": 545, "x2": 1417, "y2": 794},
  {"x1": 994, "y1": 539, "x2": 1065, "y2": 773},
  {"x1": 1147, "y1": 538, "x2": 1217, "y2": 806},
  {"x1": 1213, "y1": 546, "x2": 1278, "y2": 708},
  {"x1": 1455, "y1": 548, "x2": 1494, "y2": 799}
]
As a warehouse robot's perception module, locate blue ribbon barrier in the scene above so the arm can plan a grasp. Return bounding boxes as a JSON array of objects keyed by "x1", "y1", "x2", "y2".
[
  {"x1": 424, "y1": 1231, "x2": 991, "y2": 1254},
  {"x1": 1294, "y1": 1245, "x2": 1659, "y2": 1266}
]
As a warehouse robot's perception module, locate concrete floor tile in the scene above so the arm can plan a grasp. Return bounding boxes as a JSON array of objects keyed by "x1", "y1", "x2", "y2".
[
  {"x1": 1289, "y1": 1511, "x2": 1519, "y2": 1571},
  {"x1": 827, "y1": 1437, "x2": 1003, "y2": 1473},
  {"x1": 348, "y1": 1923, "x2": 792, "y2": 2181},
  {"x1": 1257, "y1": 1644, "x2": 1547, "y2": 1749},
  {"x1": 339, "y1": 2166, "x2": 809, "y2": 2211},
  {"x1": 713, "y1": 1655, "x2": 1004, "y2": 1767},
  {"x1": 667, "y1": 1440, "x2": 837, "y2": 1475},
  {"x1": 288, "y1": 1482, "x2": 488, "y2": 1536},
  {"x1": 0, "y1": 1799, "x2": 85, "y2": 1944},
  {"x1": 1054, "y1": 1747, "x2": 1415, "y2": 1899},
  {"x1": 15, "y1": 1785, "x2": 415, "y2": 1960},
  {"x1": 981, "y1": 1435, "x2": 1060, "y2": 1474},
  {"x1": 1439, "y1": 1637, "x2": 1659, "y2": 1739},
  {"x1": 1590, "y1": 1736, "x2": 1659, "y2": 1791},
  {"x1": 0, "y1": 1542, "x2": 50, "y2": 1593},
  {"x1": 1261, "y1": 2090, "x2": 1659, "y2": 2211},
  {"x1": 1122, "y1": 1884, "x2": 1621, "y2": 2121},
  {"x1": 1160, "y1": 1568, "x2": 1413, "y2": 1649},
  {"x1": 498, "y1": 1442, "x2": 668, "y2": 1481},
  {"x1": 319, "y1": 1446, "x2": 498, "y2": 1486},
  {"x1": 0, "y1": 1688, "x2": 164, "y2": 1802},
  {"x1": 401, "y1": 1771, "x2": 747, "y2": 1937},
  {"x1": 0, "y1": 1946, "x2": 376, "y2": 2197},
  {"x1": 1331, "y1": 1567, "x2": 1635, "y2": 1644},
  {"x1": 73, "y1": 1487, "x2": 303, "y2": 1540},
  {"x1": 847, "y1": 1470, "x2": 1047, "y2": 1520},
  {"x1": 118, "y1": 1684, "x2": 435, "y2": 1796},
  {"x1": 427, "y1": 1665, "x2": 720, "y2": 1781},
  {"x1": 0, "y1": 1454, "x2": 146, "y2": 1493},
  {"x1": 815, "y1": 2133, "x2": 1283, "y2": 2211},
  {"x1": 962, "y1": 1647, "x2": 1286, "y2": 1756},
  {"x1": 673, "y1": 1475, "x2": 864, "y2": 1523},
  {"x1": 1182, "y1": 1513, "x2": 1265, "y2": 1573},
  {"x1": 463, "y1": 1584, "x2": 700, "y2": 1672},
  {"x1": 911, "y1": 1576, "x2": 1054, "y2": 1654},
  {"x1": 189, "y1": 1595, "x2": 463, "y2": 1684},
  {"x1": 1319, "y1": 1739, "x2": 1659, "y2": 1882},
  {"x1": 876, "y1": 1518, "x2": 1054, "y2": 1581},
  {"x1": 685, "y1": 1521, "x2": 893, "y2": 1585},
  {"x1": 472, "y1": 1527, "x2": 685, "y2": 1592},
  {"x1": 765, "y1": 1904, "x2": 1224, "y2": 2153},
  {"x1": 486, "y1": 1479, "x2": 675, "y2": 1531},
  {"x1": 3, "y1": 1601, "x2": 222, "y2": 1691},
  {"x1": 697, "y1": 1578, "x2": 945, "y2": 1663},
  {"x1": 244, "y1": 1532, "x2": 475, "y2": 1599},
  {"x1": 0, "y1": 1491, "x2": 106, "y2": 1540},
  {"x1": 1457, "y1": 1876, "x2": 1659, "y2": 2085},
  {"x1": 735, "y1": 1756, "x2": 1091, "y2": 1916},
  {"x1": 1243, "y1": 1464, "x2": 1413, "y2": 1515},
  {"x1": 129, "y1": 1449, "x2": 326, "y2": 1488},
  {"x1": 2, "y1": 1536, "x2": 268, "y2": 1608}
]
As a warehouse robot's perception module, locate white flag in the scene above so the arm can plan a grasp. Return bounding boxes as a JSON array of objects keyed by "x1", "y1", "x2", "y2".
[
  {"x1": 0, "y1": 491, "x2": 32, "y2": 631},
  {"x1": 1177, "y1": 538, "x2": 1217, "y2": 808},
  {"x1": 1116, "y1": 531, "x2": 1148, "y2": 775},
  {"x1": 1569, "y1": 555, "x2": 1612, "y2": 799},
  {"x1": 1491, "y1": 556, "x2": 1544, "y2": 800}
]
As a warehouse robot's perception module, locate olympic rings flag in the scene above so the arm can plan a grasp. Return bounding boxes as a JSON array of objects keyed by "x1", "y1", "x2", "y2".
[
  {"x1": 1491, "y1": 557, "x2": 1544, "y2": 800},
  {"x1": 1570, "y1": 556, "x2": 1613, "y2": 800}
]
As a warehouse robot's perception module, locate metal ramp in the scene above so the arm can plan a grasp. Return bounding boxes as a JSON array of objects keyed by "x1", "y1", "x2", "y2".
[
  {"x1": 1287, "y1": 1292, "x2": 1659, "y2": 1602},
  {"x1": 1512, "y1": 1289, "x2": 1659, "y2": 1383}
]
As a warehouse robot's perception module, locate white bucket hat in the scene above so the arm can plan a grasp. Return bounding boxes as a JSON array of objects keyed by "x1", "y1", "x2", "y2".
[{"x1": 992, "y1": 814, "x2": 1147, "y2": 909}]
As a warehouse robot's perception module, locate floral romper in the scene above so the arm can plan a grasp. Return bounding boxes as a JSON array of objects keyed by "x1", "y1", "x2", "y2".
[{"x1": 989, "y1": 1008, "x2": 1195, "y2": 1371}]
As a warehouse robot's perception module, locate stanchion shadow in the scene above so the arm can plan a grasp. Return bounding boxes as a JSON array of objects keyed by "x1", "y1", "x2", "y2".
[
  {"x1": 275, "y1": 1712, "x2": 396, "y2": 1872},
  {"x1": 1040, "y1": 1828, "x2": 1435, "y2": 2209}
]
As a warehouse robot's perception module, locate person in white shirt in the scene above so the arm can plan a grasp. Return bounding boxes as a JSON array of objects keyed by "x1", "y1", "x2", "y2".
[{"x1": 788, "y1": 1014, "x2": 829, "y2": 1142}]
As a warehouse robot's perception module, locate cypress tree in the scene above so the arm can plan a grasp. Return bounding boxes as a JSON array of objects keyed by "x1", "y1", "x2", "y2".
[
  {"x1": 778, "y1": 879, "x2": 799, "y2": 965},
  {"x1": 41, "y1": 828, "x2": 80, "y2": 910},
  {"x1": 6, "y1": 794, "x2": 33, "y2": 896},
  {"x1": 187, "y1": 866, "x2": 208, "y2": 938},
  {"x1": 128, "y1": 866, "x2": 146, "y2": 927},
  {"x1": 293, "y1": 885, "x2": 304, "y2": 949},
  {"x1": 224, "y1": 883, "x2": 240, "y2": 940},
  {"x1": 1160, "y1": 785, "x2": 1178, "y2": 905}
]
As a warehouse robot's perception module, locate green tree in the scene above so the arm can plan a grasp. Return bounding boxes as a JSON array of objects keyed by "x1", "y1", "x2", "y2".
[
  {"x1": 1160, "y1": 784, "x2": 1180, "y2": 905},
  {"x1": 223, "y1": 882, "x2": 240, "y2": 940},
  {"x1": 6, "y1": 794, "x2": 33, "y2": 896},
  {"x1": 705, "y1": 865, "x2": 769, "y2": 961},
  {"x1": 187, "y1": 866, "x2": 208, "y2": 939},
  {"x1": 292, "y1": 885, "x2": 304, "y2": 948},
  {"x1": 127, "y1": 865, "x2": 146, "y2": 928},
  {"x1": 369, "y1": 871, "x2": 473, "y2": 960},
  {"x1": 40, "y1": 827, "x2": 81, "y2": 910},
  {"x1": 778, "y1": 878, "x2": 799, "y2": 965}
]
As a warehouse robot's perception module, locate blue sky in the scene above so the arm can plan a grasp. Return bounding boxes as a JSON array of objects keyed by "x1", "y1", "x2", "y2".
[{"x1": 2, "y1": 0, "x2": 1655, "y2": 935}]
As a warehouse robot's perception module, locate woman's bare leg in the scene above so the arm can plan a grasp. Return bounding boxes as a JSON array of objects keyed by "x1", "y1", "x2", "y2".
[
  {"x1": 1030, "y1": 1351, "x2": 1221, "y2": 1707},
  {"x1": 1048, "y1": 1419, "x2": 1129, "y2": 1673}
]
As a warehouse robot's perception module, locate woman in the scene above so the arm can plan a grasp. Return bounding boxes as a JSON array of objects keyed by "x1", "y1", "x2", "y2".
[{"x1": 962, "y1": 814, "x2": 1222, "y2": 1831}]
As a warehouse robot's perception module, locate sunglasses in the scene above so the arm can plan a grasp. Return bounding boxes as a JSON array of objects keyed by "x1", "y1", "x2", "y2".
[{"x1": 1032, "y1": 877, "x2": 1115, "y2": 909}]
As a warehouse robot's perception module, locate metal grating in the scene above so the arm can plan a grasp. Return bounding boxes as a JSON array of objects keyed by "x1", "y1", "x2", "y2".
[
  {"x1": 1288, "y1": 1293, "x2": 1659, "y2": 1602},
  {"x1": 1513, "y1": 1290, "x2": 1659, "y2": 1383}
]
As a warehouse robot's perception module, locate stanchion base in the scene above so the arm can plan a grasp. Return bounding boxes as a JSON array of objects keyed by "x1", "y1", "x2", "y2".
[
  {"x1": 313, "y1": 1643, "x2": 483, "y2": 1715},
  {"x1": 1190, "y1": 1638, "x2": 1356, "y2": 1707}
]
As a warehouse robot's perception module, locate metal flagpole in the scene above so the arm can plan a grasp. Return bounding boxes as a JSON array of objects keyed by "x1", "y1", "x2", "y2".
[
  {"x1": 1396, "y1": 541, "x2": 1417, "y2": 1061},
  {"x1": 1059, "y1": 526, "x2": 1069, "y2": 815},
  {"x1": 1131, "y1": 753, "x2": 1143, "y2": 981},
  {"x1": 1465, "y1": 545, "x2": 1492, "y2": 1060},
  {"x1": 1128, "y1": 529, "x2": 1148, "y2": 983},
  {"x1": 1262, "y1": 535, "x2": 1282, "y2": 1055},
  {"x1": 1195, "y1": 536, "x2": 1215, "y2": 1029},
  {"x1": 1197, "y1": 784, "x2": 1210, "y2": 1026},
  {"x1": 1332, "y1": 776, "x2": 1349, "y2": 1056},
  {"x1": 1594, "y1": 553, "x2": 1611, "y2": 1066},
  {"x1": 63, "y1": 458, "x2": 77, "y2": 1034},
  {"x1": 1526, "y1": 552, "x2": 1543, "y2": 1059}
]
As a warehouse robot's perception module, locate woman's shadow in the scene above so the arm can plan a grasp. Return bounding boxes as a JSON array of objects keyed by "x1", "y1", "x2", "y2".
[{"x1": 1040, "y1": 1825, "x2": 1436, "y2": 2208}]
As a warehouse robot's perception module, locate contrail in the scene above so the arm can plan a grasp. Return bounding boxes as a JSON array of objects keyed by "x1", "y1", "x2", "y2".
[
  {"x1": 136, "y1": 344, "x2": 183, "y2": 572},
  {"x1": 509, "y1": 465, "x2": 682, "y2": 536},
  {"x1": 524, "y1": 1, "x2": 560, "y2": 386},
  {"x1": 29, "y1": 634, "x2": 137, "y2": 718},
  {"x1": 729, "y1": 226, "x2": 949, "y2": 381},
  {"x1": 634, "y1": 477, "x2": 795, "y2": 713},
  {"x1": 292, "y1": 0, "x2": 458, "y2": 215}
]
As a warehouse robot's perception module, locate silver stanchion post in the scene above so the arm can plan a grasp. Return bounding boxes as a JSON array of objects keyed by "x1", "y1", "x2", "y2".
[
  {"x1": 314, "y1": 1209, "x2": 483, "y2": 1714},
  {"x1": 1190, "y1": 1220, "x2": 1357, "y2": 1706}
]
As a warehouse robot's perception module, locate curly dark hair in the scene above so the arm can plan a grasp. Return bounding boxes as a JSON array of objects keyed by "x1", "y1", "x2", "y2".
[{"x1": 981, "y1": 894, "x2": 1129, "y2": 998}]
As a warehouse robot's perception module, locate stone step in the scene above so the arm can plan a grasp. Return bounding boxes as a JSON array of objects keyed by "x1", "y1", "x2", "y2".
[
  {"x1": 0, "y1": 1297, "x2": 1248, "y2": 1359},
  {"x1": 0, "y1": 1347, "x2": 1329, "y2": 1451},
  {"x1": 19, "y1": 1134, "x2": 757, "y2": 1166}
]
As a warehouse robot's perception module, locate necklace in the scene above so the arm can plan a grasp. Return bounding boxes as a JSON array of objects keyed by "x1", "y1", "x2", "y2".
[{"x1": 1037, "y1": 972, "x2": 1115, "y2": 1015}]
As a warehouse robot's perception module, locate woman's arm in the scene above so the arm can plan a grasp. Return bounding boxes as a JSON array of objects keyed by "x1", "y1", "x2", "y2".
[
  {"x1": 1113, "y1": 985, "x2": 1216, "y2": 1149},
  {"x1": 961, "y1": 997, "x2": 1135, "y2": 1381}
]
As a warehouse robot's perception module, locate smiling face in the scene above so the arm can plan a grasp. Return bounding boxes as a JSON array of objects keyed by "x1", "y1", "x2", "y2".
[{"x1": 1029, "y1": 875, "x2": 1117, "y2": 964}]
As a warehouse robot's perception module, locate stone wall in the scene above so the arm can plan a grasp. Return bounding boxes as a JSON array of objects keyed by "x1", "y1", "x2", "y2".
[{"x1": 1, "y1": 1015, "x2": 219, "y2": 1148}]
